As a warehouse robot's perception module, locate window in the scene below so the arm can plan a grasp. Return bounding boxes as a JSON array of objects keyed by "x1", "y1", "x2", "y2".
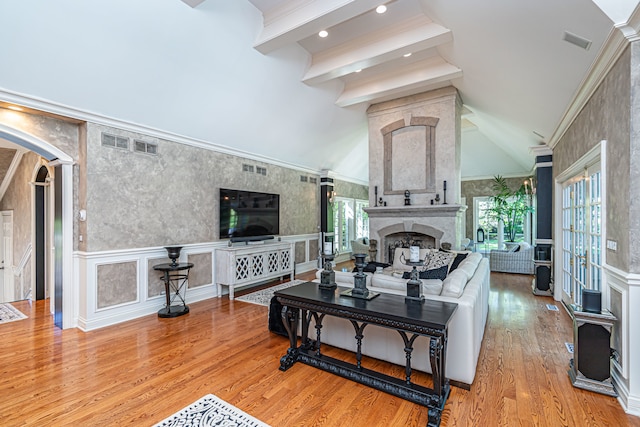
[
  {"x1": 333, "y1": 197, "x2": 369, "y2": 253},
  {"x1": 474, "y1": 196, "x2": 527, "y2": 251}
]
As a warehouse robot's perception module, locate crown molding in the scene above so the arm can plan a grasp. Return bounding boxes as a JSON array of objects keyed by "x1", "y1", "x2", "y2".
[
  {"x1": 0, "y1": 87, "x2": 332, "y2": 177},
  {"x1": 548, "y1": 5, "x2": 640, "y2": 148}
]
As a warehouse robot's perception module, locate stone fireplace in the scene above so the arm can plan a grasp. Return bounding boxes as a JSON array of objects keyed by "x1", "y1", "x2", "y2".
[{"x1": 364, "y1": 87, "x2": 465, "y2": 263}]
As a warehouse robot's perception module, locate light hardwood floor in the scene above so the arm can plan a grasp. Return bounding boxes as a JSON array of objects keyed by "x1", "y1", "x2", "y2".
[{"x1": 1, "y1": 271, "x2": 638, "y2": 426}]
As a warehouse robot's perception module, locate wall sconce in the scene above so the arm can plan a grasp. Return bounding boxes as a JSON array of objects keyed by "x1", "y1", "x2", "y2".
[
  {"x1": 524, "y1": 177, "x2": 536, "y2": 195},
  {"x1": 328, "y1": 190, "x2": 336, "y2": 203}
]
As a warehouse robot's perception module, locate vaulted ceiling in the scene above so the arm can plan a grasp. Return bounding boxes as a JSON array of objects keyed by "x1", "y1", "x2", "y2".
[
  {"x1": 244, "y1": 0, "x2": 623, "y2": 180},
  {"x1": 0, "y1": 0, "x2": 638, "y2": 186}
]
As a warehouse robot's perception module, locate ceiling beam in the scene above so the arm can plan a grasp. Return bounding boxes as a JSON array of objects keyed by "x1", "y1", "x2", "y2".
[
  {"x1": 180, "y1": 0, "x2": 206, "y2": 8},
  {"x1": 303, "y1": 17, "x2": 452, "y2": 84},
  {"x1": 254, "y1": 0, "x2": 383, "y2": 54},
  {"x1": 336, "y1": 57, "x2": 462, "y2": 107}
]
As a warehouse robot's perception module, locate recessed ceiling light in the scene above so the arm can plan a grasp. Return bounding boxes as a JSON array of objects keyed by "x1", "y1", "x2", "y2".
[
  {"x1": 376, "y1": 5, "x2": 387, "y2": 14},
  {"x1": 318, "y1": 30, "x2": 328, "y2": 38},
  {"x1": 403, "y1": 52, "x2": 412, "y2": 57},
  {"x1": 7, "y1": 105, "x2": 23, "y2": 111},
  {"x1": 355, "y1": 69, "x2": 362, "y2": 73}
]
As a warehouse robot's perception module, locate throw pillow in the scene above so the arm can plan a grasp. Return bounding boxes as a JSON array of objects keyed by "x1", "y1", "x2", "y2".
[
  {"x1": 426, "y1": 251, "x2": 455, "y2": 270},
  {"x1": 448, "y1": 252, "x2": 468, "y2": 273},
  {"x1": 401, "y1": 264, "x2": 449, "y2": 281}
]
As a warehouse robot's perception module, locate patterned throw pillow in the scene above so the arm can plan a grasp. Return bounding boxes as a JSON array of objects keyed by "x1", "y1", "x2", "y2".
[{"x1": 426, "y1": 250, "x2": 455, "y2": 270}]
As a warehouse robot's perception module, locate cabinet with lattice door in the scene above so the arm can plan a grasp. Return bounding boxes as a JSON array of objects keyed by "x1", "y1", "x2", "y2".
[{"x1": 215, "y1": 242, "x2": 294, "y2": 300}]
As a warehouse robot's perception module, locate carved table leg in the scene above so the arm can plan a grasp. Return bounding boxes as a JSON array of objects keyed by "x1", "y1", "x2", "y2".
[
  {"x1": 349, "y1": 321, "x2": 368, "y2": 369},
  {"x1": 279, "y1": 305, "x2": 299, "y2": 371},
  {"x1": 398, "y1": 331, "x2": 419, "y2": 384}
]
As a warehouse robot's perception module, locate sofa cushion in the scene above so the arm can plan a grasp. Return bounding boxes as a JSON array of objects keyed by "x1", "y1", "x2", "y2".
[
  {"x1": 422, "y1": 279, "x2": 444, "y2": 295},
  {"x1": 440, "y1": 269, "x2": 468, "y2": 298},
  {"x1": 456, "y1": 252, "x2": 482, "y2": 280},
  {"x1": 371, "y1": 273, "x2": 443, "y2": 295}
]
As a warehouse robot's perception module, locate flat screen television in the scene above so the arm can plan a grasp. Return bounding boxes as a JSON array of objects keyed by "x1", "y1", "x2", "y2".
[{"x1": 219, "y1": 188, "x2": 280, "y2": 240}]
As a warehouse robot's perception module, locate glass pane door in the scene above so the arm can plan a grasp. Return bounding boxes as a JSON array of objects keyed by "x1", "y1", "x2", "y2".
[{"x1": 560, "y1": 164, "x2": 602, "y2": 307}]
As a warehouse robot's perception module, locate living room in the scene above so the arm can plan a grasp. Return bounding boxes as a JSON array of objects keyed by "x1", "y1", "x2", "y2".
[{"x1": 0, "y1": 0, "x2": 639, "y2": 425}]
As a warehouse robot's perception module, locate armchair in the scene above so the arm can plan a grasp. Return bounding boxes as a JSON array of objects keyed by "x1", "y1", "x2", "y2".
[
  {"x1": 490, "y1": 245, "x2": 534, "y2": 274},
  {"x1": 351, "y1": 237, "x2": 371, "y2": 261}
]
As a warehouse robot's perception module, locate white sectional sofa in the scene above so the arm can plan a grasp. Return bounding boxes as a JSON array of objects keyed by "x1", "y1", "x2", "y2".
[{"x1": 312, "y1": 251, "x2": 490, "y2": 388}]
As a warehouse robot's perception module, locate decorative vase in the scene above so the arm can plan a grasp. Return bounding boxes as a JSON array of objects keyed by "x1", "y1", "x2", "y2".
[
  {"x1": 340, "y1": 253, "x2": 379, "y2": 300},
  {"x1": 165, "y1": 246, "x2": 183, "y2": 266}
]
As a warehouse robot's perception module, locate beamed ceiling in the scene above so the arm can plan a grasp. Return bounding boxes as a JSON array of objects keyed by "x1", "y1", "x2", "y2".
[{"x1": 0, "y1": 0, "x2": 639, "y2": 185}]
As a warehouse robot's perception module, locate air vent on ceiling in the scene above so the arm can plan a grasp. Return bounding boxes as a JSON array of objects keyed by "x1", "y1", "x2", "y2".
[
  {"x1": 309, "y1": 177, "x2": 317, "y2": 184},
  {"x1": 242, "y1": 164, "x2": 254, "y2": 173},
  {"x1": 256, "y1": 166, "x2": 267, "y2": 176},
  {"x1": 101, "y1": 132, "x2": 129, "y2": 150},
  {"x1": 563, "y1": 31, "x2": 591, "y2": 51},
  {"x1": 134, "y1": 139, "x2": 158, "y2": 155},
  {"x1": 300, "y1": 175, "x2": 308, "y2": 182}
]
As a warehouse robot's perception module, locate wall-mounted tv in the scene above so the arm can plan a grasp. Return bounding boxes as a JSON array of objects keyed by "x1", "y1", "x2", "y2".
[{"x1": 219, "y1": 188, "x2": 280, "y2": 239}]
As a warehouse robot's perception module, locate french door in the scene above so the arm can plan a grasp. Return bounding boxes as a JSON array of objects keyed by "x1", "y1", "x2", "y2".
[{"x1": 561, "y1": 163, "x2": 602, "y2": 306}]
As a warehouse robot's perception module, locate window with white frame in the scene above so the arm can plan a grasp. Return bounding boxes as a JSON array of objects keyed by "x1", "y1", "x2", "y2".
[{"x1": 333, "y1": 197, "x2": 369, "y2": 253}]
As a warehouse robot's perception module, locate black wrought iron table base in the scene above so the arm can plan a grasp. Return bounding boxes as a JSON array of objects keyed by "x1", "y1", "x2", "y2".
[{"x1": 153, "y1": 262, "x2": 194, "y2": 318}]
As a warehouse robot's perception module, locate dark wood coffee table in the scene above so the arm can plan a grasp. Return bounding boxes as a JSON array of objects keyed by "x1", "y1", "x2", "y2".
[{"x1": 275, "y1": 282, "x2": 458, "y2": 427}]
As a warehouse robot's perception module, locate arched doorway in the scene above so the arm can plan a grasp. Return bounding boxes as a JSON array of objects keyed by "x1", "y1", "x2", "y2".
[
  {"x1": 0, "y1": 124, "x2": 74, "y2": 329},
  {"x1": 34, "y1": 165, "x2": 49, "y2": 301}
]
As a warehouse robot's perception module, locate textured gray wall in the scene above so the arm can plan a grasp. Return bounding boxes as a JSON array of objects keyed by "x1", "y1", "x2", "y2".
[
  {"x1": 554, "y1": 46, "x2": 631, "y2": 271},
  {"x1": 85, "y1": 123, "x2": 319, "y2": 251},
  {"x1": 461, "y1": 176, "x2": 528, "y2": 239},
  {"x1": 334, "y1": 179, "x2": 368, "y2": 200},
  {"x1": 0, "y1": 152, "x2": 39, "y2": 273}
]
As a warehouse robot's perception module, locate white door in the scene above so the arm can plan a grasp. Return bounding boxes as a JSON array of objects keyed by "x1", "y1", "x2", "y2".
[
  {"x1": 561, "y1": 164, "x2": 602, "y2": 306},
  {"x1": 0, "y1": 211, "x2": 13, "y2": 302}
]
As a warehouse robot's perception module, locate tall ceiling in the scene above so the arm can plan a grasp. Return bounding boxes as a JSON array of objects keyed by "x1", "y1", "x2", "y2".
[{"x1": 0, "y1": 0, "x2": 638, "y2": 185}]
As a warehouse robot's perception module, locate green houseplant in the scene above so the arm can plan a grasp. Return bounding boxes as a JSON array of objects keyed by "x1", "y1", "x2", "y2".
[{"x1": 489, "y1": 175, "x2": 534, "y2": 243}]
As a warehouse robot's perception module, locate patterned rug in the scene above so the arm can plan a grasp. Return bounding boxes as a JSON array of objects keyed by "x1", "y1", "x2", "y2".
[
  {"x1": 153, "y1": 394, "x2": 270, "y2": 427},
  {"x1": 0, "y1": 303, "x2": 27, "y2": 324},
  {"x1": 235, "y1": 280, "x2": 306, "y2": 306}
]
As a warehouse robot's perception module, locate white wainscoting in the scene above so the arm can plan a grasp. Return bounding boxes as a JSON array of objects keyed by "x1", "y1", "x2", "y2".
[
  {"x1": 73, "y1": 234, "x2": 320, "y2": 331},
  {"x1": 604, "y1": 264, "x2": 640, "y2": 416}
]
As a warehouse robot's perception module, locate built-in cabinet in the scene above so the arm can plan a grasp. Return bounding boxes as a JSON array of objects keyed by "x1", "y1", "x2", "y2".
[{"x1": 215, "y1": 242, "x2": 294, "y2": 300}]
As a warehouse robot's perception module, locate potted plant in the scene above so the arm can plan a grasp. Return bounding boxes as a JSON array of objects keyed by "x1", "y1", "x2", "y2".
[{"x1": 489, "y1": 175, "x2": 534, "y2": 244}]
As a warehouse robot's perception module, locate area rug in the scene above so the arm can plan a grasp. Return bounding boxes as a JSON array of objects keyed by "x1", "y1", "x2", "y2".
[
  {"x1": 0, "y1": 303, "x2": 27, "y2": 324},
  {"x1": 153, "y1": 394, "x2": 270, "y2": 427},
  {"x1": 235, "y1": 279, "x2": 306, "y2": 307}
]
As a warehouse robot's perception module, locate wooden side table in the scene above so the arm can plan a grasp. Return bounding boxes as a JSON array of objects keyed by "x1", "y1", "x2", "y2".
[{"x1": 568, "y1": 303, "x2": 617, "y2": 396}]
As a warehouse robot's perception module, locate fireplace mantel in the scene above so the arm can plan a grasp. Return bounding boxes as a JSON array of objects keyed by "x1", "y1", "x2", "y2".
[{"x1": 365, "y1": 204, "x2": 466, "y2": 218}]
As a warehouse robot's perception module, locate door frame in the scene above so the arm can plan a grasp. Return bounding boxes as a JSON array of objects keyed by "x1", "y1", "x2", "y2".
[
  {"x1": 554, "y1": 140, "x2": 607, "y2": 304},
  {"x1": 0, "y1": 124, "x2": 75, "y2": 329}
]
